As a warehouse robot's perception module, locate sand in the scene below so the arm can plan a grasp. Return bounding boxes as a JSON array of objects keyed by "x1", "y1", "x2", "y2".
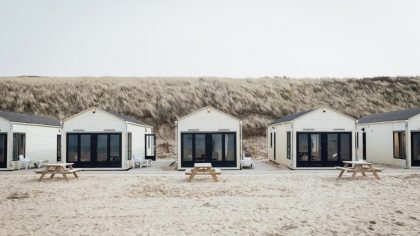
[{"x1": 1, "y1": 171, "x2": 420, "y2": 235}]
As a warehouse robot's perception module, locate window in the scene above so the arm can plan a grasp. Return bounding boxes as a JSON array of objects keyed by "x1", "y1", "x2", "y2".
[
  {"x1": 287, "y1": 132, "x2": 291, "y2": 159},
  {"x1": 270, "y1": 133, "x2": 273, "y2": 148},
  {"x1": 297, "y1": 133, "x2": 309, "y2": 161},
  {"x1": 128, "y1": 133, "x2": 132, "y2": 160},
  {"x1": 68, "y1": 134, "x2": 78, "y2": 162},
  {"x1": 57, "y1": 135, "x2": 61, "y2": 162},
  {"x1": 13, "y1": 133, "x2": 26, "y2": 161},
  {"x1": 110, "y1": 134, "x2": 121, "y2": 161},
  {"x1": 393, "y1": 131, "x2": 405, "y2": 159},
  {"x1": 182, "y1": 134, "x2": 193, "y2": 161},
  {"x1": 356, "y1": 132, "x2": 359, "y2": 149},
  {"x1": 210, "y1": 134, "x2": 223, "y2": 161},
  {"x1": 224, "y1": 133, "x2": 235, "y2": 161},
  {"x1": 97, "y1": 135, "x2": 108, "y2": 162}
]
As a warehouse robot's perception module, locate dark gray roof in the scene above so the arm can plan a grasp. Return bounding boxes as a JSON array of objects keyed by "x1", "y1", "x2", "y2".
[
  {"x1": 358, "y1": 108, "x2": 420, "y2": 124},
  {"x1": 0, "y1": 111, "x2": 60, "y2": 126},
  {"x1": 269, "y1": 109, "x2": 316, "y2": 125},
  {"x1": 109, "y1": 111, "x2": 150, "y2": 126}
]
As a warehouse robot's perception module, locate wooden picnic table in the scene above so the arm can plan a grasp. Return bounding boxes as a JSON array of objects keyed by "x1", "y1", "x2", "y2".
[
  {"x1": 185, "y1": 163, "x2": 221, "y2": 182},
  {"x1": 337, "y1": 161, "x2": 382, "y2": 180},
  {"x1": 35, "y1": 163, "x2": 80, "y2": 181}
]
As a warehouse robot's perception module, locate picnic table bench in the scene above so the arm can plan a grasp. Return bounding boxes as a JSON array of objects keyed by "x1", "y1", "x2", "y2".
[
  {"x1": 337, "y1": 161, "x2": 382, "y2": 180},
  {"x1": 35, "y1": 163, "x2": 80, "y2": 181},
  {"x1": 185, "y1": 163, "x2": 221, "y2": 182}
]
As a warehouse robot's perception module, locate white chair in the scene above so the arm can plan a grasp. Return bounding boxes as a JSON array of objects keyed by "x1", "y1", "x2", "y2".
[
  {"x1": 133, "y1": 155, "x2": 152, "y2": 168},
  {"x1": 241, "y1": 154, "x2": 254, "y2": 168},
  {"x1": 19, "y1": 155, "x2": 31, "y2": 169}
]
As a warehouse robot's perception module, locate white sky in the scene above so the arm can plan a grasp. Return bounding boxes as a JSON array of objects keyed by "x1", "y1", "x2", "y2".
[{"x1": 0, "y1": 0, "x2": 419, "y2": 78}]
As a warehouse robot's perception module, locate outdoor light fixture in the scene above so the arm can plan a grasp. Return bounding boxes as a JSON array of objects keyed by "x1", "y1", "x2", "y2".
[
  {"x1": 207, "y1": 107, "x2": 211, "y2": 113},
  {"x1": 92, "y1": 108, "x2": 96, "y2": 113},
  {"x1": 323, "y1": 108, "x2": 326, "y2": 112}
]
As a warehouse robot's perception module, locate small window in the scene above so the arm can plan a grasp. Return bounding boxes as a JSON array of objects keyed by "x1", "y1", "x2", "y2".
[
  {"x1": 355, "y1": 132, "x2": 359, "y2": 149},
  {"x1": 13, "y1": 133, "x2": 26, "y2": 161},
  {"x1": 287, "y1": 132, "x2": 291, "y2": 159},
  {"x1": 270, "y1": 133, "x2": 273, "y2": 148},
  {"x1": 57, "y1": 135, "x2": 61, "y2": 162},
  {"x1": 128, "y1": 133, "x2": 132, "y2": 160},
  {"x1": 393, "y1": 131, "x2": 405, "y2": 159}
]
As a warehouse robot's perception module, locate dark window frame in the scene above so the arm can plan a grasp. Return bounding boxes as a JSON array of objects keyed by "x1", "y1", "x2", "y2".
[
  {"x1": 287, "y1": 132, "x2": 291, "y2": 159},
  {"x1": 180, "y1": 132, "x2": 237, "y2": 168},
  {"x1": 66, "y1": 133, "x2": 122, "y2": 168},
  {"x1": 296, "y1": 132, "x2": 352, "y2": 167},
  {"x1": 57, "y1": 135, "x2": 61, "y2": 162},
  {"x1": 393, "y1": 131, "x2": 405, "y2": 159},
  {"x1": 355, "y1": 132, "x2": 359, "y2": 149},
  {"x1": 13, "y1": 133, "x2": 26, "y2": 161},
  {"x1": 270, "y1": 132, "x2": 273, "y2": 148},
  {"x1": 127, "y1": 133, "x2": 132, "y2": 160},
  {"x1": 0, "y1": 133, "x2": 8, "y2": 168}
]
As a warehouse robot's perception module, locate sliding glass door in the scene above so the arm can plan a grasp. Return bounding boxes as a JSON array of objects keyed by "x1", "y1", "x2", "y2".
[
  {"x1": 67, "y1": 133, "x2": 121, "y2": 168},
  {"x1": 297, "y1": 132, "x2": 352, "y2": 167},
  {"x1": 0, "y1": 134, "x2": 7, "y2": 168},
  {"x1": 412, "y1": 132, "x2": 420, "y2": 166},
  {"x1": 181, "y1": 132, "x2": 237, "y2": 167}
]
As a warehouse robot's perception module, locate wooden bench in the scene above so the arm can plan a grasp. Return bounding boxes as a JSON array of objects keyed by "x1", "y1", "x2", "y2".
[
  {"x1": 338, "y1": 161, "x2": 382, "y2": 179},
  {"x1": 185, "y1": 168, "x2": 221, "y2": 175},
  {"x1": 336, "y1": 167, "x2": 382, "y2": 173},
  {"x1": 185, "y1": 164, "x2": 221, "y2": 182},
  {"x1": 35, "y1": 163, "x2": 79, "y2": 181}
]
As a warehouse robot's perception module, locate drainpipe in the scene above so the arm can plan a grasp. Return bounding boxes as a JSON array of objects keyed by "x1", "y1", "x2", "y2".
[{"x1": 405, "y1": 121, "x2": 409, "y2": 169}]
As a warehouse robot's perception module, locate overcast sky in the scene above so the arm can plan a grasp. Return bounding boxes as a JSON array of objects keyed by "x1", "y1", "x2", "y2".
[{"x1": 0, "y1": 0, "x2": 419, "y2": 78}]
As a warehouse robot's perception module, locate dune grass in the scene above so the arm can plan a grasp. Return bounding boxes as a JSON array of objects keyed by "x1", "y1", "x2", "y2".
[{"x1": 0, "y1": 76, "x2": 418, "y2": 154}]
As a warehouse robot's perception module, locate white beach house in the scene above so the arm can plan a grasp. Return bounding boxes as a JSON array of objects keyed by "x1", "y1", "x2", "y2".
[
  {"x1": 267, "y1": 107, "x2": 356, "y2": 169},
  {"x1": 61, "y1": 108, "x2": 155, "y2": 170},
  {"x1": 356, "y1": 108, "x2": 420, "y2": 168},
  {"x1": 0, "y1": 111, "x2": 61, "y2": 170},
  {"x1": 176, "y1": 106, "x2": 242, "y2": 170}
]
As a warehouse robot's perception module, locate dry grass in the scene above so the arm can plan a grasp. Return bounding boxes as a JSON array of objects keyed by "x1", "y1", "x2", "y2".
[{"x1": 0, "y1": 76, "x2": 419, "y2": 156}]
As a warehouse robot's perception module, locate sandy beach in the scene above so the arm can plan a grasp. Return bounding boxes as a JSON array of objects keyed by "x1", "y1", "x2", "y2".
[{"x1": 1, "y1": 168, "x2": 420, "y2": 236}]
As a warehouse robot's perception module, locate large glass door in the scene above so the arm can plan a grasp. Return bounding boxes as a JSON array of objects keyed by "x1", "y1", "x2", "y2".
[
  {"x1": 412, "y1": 132, "x2": 420, "y2": 166},
  {"x1": 0, "y1": 134, "x2": 7, "y2": 168},
  {"x1": 145, "y1": 134, "x2": 156, "y2": 160},
  {"x1": 297, "y1": 132, "x2": 352, "y2": 167},
  {"x1": 181, "y1": 132, "x2": 237, "y2": 167},
  {"x1": 66, "y1": 133, "x2": 121, "y2": 168}
]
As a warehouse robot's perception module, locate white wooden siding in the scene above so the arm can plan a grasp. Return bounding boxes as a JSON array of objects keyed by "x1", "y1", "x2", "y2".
[
  {"x1": 177, "y1": 108, "x2": 241, "y2": 169},
  {"x1": 269, "y1": 108, "x2": 356, "y2": 169},
  {"x1": 357, "y1": 122, "x2": 406, "y2": 167},
  {"x1": 127, "y1": 123, "x2": 152, "y2": 168},
  {"x1": 63, "y1": 109, "x2": 125, "y2": 132},
  {"x1": 62, "y1": 109, "x2": 128, "y2": 169},
  {"x1": 11, "y1": 123, "x2": 60, "y2": 167},
  {"x1": 293, "y1": 109, "x2": 355, "y2": 132},
  {"x1": 268, "y1": 123, "x2": 292, "y2": 168}
]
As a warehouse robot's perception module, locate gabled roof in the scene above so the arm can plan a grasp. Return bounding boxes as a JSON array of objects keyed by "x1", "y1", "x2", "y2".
[
  {"x1": 0, "y1": 111, "x2": 60, "y2": 126},
  {"x1": 64, "y1": 107, "x2": 151, "y2": 127},
  {"x1": 268, "y1": 109, "x2": 316, "y2": 125},
  {"x1": 177, "y1": 106, "x2": 241, "y2": 122},
  {"x1": 358, "y1": 108, "x2": 420, "y2": 124}
]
